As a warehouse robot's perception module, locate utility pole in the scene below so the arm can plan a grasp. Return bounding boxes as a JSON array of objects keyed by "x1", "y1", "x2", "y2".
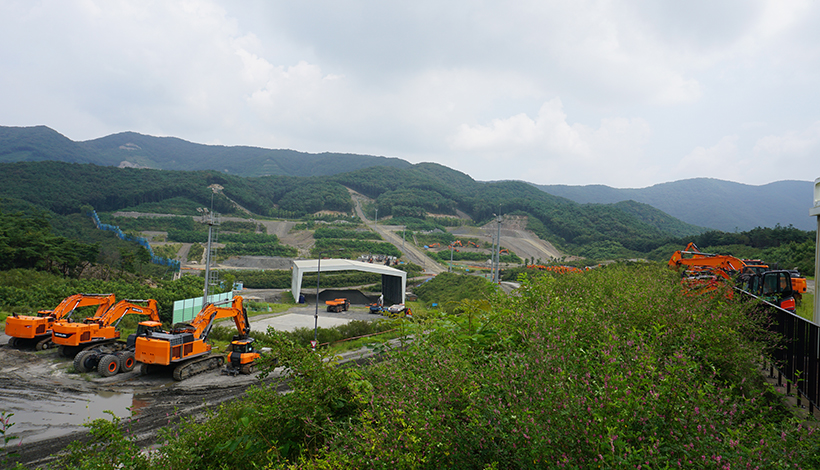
[
  {"x1": 810, "y1": 177, "x2": 820, "y2": 324},
  {"x1": 494, "y1": 213, "x2": 502, "y2": 283}
]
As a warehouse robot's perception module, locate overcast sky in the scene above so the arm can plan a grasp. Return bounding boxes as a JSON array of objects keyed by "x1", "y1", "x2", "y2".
[{"x1": 2, "y1": 1, "x2": 819, "y2": 188}]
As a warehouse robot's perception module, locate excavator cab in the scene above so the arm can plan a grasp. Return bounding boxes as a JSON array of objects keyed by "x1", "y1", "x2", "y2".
[{"x1": 758, "y1": 270, "x2": 796, "y2": 312}]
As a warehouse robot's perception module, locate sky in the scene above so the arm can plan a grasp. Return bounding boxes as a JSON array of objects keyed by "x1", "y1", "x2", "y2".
[{"x1": 1, "y1": 0, "x2": 819, "y2": 188}]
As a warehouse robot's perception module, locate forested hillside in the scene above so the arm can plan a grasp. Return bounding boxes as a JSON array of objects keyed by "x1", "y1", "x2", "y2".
[
  {"x1": 2, "y1": 125, "x2": 811, "y2": 233},
  {"x1": 0, "y1": 161, "x2": 706, "y2": 260}
]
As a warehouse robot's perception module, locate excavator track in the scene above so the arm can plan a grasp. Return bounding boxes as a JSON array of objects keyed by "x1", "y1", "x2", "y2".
[
  {"x1": 35, "y1": 337, "x2": 54, "y2": 350},
  {"x1": 172, "y1": 354, "x2": 225, "y2": 381}
]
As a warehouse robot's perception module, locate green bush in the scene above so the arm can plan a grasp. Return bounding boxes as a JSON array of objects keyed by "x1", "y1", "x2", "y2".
[
  {"x1": 313, "y1": 227, "x2": 381, "y2": 240},
  {"x1": 413, "y1": 272, "x2": 496, "y2": 310},
  {"x1": 311, "y1": 239, "x2": 401, "y2": 258},
  {"x1": 0, "y1": 270, "x2": 205, "y2": 324}
]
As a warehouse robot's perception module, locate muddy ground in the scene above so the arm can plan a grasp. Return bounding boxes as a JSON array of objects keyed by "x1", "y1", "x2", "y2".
[{"x1": 1, "y1": 306, "x2": 384, "y2": 469}]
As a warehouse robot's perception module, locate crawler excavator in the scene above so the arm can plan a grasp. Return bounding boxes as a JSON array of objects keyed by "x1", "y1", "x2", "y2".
[
  {"x1": 134, "y1": 296, "x2": 255, "y2": 380},
  {"x1": 668, "y1": 244, "x2": 798, "y2": 311},
  {"x1": 71, "y1": 299, "x2": 161, "y2": 376},
  {"x1": 5, "y1": 293, "x2": 116, "y2": 350},
  {"x1": 52, "y1": 298, "x2": 160, "y2": 358},
  {"x1": 668, "y1": 245, "x2": 746, "y2": 297}
]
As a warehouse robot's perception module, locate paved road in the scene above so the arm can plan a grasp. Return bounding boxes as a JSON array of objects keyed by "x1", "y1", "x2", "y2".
[{"x1": 245, "y1": 304, "x2": 383, "y2": 332}]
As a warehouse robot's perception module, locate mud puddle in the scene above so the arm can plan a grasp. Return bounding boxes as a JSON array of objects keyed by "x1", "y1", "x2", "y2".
[{"x1": 3, "y1": 388, "x2": 154, "y2": 444}]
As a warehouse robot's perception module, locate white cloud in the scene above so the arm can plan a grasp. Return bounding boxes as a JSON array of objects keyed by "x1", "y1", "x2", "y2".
[
  {"x1": 1, "y1": 0, "x2": 820, "y2": 187},
  {"x1": 676, "y1": 136, "x2": 742, "y2": 179},
  {"x1": 753, "y1": 122, "x2": 820, "y2": 166},
  {"x1": 447, "y1": 99, "x2": 652, "y2": 185}
]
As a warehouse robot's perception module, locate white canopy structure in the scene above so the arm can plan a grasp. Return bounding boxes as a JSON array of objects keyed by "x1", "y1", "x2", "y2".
[{"x1": 291, "y1": 259, "x2": 407, "y2": 305}]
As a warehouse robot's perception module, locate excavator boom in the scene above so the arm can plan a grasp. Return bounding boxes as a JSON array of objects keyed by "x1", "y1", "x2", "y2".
[
  {"x1": 5, "y1": 293, "x2": 115, "y2": 349},
  {"x1": 51, "y1": 299, "x2": 160, "y2": 355}
]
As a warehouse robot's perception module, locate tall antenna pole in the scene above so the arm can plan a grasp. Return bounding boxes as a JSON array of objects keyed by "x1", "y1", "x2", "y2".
[{"x1": 202, "y1": 209, "x2": 215, "y2": 307}]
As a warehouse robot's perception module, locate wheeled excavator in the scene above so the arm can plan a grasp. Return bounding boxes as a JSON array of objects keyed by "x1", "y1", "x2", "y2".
[
  {"x1": 5, "y1": 293, "x2": 116, "y2": 350},
  {"x1": 52, "y1": 298, "x2": 161, "y2": 358},
  {"x1": 134, "y1": 296, "x2": 258, "y2": 380},
  {"x1": 71, "y1": 299, "x2": 161, "y2": 376}
]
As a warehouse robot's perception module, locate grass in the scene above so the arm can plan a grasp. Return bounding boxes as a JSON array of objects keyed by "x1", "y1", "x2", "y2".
[
  {"x1": 796, "y1": 292, "x2": 815, "y2": 321},
  {"x1": 245, "y1": 302, "x2": 291, "y2": 316}
]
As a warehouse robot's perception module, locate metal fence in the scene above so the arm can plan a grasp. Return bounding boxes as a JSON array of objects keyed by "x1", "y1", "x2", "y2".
[{"x1": 740, "y1": 289, "x2": 820, "y2": 414}]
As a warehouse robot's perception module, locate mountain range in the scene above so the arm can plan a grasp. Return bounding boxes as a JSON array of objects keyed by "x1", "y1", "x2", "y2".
[
  {"x1": 0, "y1": 125, "x2": 814, "y2": 233},
  {"x1": 535, "y1": 179, "x2": 816, "y2": 232}
]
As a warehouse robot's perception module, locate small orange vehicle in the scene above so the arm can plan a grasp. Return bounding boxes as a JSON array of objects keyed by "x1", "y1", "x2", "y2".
[
  {"x1": 5, "y1": 293, "x2": 116, "y2": 350},
  {"x1": 326, "y1": 298, "x2": 350, "y2": 312},
  {"x1": 224, "y1": 337, "x2": 263, "y2": 376},
  {"x1": 134, "y1": 296, "x2": 254, "y2": 380}
]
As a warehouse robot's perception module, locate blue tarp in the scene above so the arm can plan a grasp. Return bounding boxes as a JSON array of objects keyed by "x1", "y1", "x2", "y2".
[{"x1": 88, "y1": 211, "x2": 181, "y2": 271}]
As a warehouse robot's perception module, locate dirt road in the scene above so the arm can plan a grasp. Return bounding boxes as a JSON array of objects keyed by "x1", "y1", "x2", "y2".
[
  {"x1": 449, "y1": 216, "x2": 563, "y2": 264},
  {"x1": 349, "y1": 191, "x2": 445, "y2": 275}
]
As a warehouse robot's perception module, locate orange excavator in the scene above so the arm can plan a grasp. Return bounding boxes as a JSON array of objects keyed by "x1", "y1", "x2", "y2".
[
  {"x1": 52, "y1": 298, "x2": 161, "y2": 358},
  {"x1": 70, "y1": 299, "x2": 161, "y2": 376},
  {"x1": 134, "y1": 296, "x2": 255, "y2": 380},
  {"x1": 668, "y1": 243, "x2": 798, "y2": 311},
  {"x1": 667, "y1": 245, "x2": 746, "y2": 277},
  {"x1": 5, "y1": 293, "x2": 116, "y2": 350},
  {"x1": 668, "y1": 244, "x2": 746, "y2": 295}
]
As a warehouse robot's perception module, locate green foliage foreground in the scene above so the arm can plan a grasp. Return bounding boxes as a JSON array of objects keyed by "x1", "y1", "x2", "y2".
[{"x1": 53, "y1": 264, "x2": 818, "y2": 469}]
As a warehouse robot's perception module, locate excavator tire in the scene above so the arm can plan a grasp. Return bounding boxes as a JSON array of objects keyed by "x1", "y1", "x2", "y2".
[
  {"x1": 7, "y1": 337, "x2": 19, "y2": 348},
  {"x1": 35, "y1": 338, "x2": 53, "y2": 350},
  {"x1": 119, "y1": 351, "x2": 136, "y2": 372},
  {"x1": 240, "y1": 363, "x2": 256, "y2": 374},
  {"x1": 98, "y1": 354, "x2": 120, "y2": 377},
  {"x1": 73, "y1": 350, "x2": 92, "y2": 373}
]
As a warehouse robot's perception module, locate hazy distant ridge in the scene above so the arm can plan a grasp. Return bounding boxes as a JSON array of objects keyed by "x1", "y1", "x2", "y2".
[
  {"x1": 0, "y1": 125, "x2": 412, "y2": 177},
  {"x1": 535, "y1": 179, "x2": 815, "y2": 232}
]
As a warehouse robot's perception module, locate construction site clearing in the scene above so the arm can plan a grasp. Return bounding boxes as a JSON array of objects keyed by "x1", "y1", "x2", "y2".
[{"x1": 0, "y1": 297, "x2": 389, "y2": 468}]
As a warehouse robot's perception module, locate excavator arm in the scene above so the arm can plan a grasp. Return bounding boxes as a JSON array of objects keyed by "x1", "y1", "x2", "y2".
[
  {"x1": 201, "y1": 296, "x2": 249, "y2": 342},
  {"x1": 179, "y1": 296, "x2": 249, "y2": 342},
  {"x1": 99, "y1": 299, "x2": 161, "y2": 329},
  {"x1": 52, "y1": 293, "x2": 117, "y2": 321}
]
